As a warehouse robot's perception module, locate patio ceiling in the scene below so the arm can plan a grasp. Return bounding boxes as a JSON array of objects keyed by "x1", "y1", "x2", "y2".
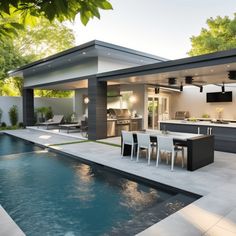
[
  {"x1": 97, "y1": 49, "x2": 236, "y2": 88},
  {"x1": 98, "y1": 62, "x2": 236, "y2": 86}
]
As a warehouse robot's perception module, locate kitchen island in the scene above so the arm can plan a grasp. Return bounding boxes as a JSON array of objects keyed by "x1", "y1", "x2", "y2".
[{"x1": 160, "y1": 120, "x2": 236, "y2": 153}]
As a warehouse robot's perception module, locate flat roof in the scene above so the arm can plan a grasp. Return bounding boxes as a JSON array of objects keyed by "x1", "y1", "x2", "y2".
[{"x1": 8, "y1": 40, "x2": 167, "y2": 76}]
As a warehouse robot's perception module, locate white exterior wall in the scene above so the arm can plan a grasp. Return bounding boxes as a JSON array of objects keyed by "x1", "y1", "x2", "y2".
[
  {"x1": 0, "y1": 96, "x2": 73, "y2": 125},
  {"x1": 170, "y1": 84, "x2": 236, "y2": 120},
  {"x1": 73, "y1": 88, "x2": 88, "y2": 119},
  {"x1": 24, "y1": 59, "x2": 97, "y2": 87},
  {"x1": 98, "y1": 56, "x2": 141, "y2": 73}
]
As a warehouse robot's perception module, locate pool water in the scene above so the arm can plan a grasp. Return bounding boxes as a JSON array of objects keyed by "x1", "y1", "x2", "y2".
[{"x1": 0, "y1": 134, "x2": 199, "y2": 235}]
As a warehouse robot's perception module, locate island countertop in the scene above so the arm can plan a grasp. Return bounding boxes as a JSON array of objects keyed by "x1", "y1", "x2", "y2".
[{"x1": 159, "y1": 120, "x2": 236, "y2": 128}]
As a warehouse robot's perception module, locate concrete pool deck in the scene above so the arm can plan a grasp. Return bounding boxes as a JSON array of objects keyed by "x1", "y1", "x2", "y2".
[{"x1": 3, "y1": 129, "x2": 236, "y2": 236}]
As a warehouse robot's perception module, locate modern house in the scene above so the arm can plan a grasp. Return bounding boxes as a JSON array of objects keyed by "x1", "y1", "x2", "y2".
[{"x1": 9, "y1": 40, "x2": 236, "y2": 149}]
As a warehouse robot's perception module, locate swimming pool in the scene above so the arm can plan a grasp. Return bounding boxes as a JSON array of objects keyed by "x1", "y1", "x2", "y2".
[{"x1": 0, "y1": 134, "x2": 200, "y2": 235}]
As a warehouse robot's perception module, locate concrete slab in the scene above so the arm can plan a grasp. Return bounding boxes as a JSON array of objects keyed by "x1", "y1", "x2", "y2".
[{"x1": 0, "y1": 205, "x2": 25, "y2": 236}]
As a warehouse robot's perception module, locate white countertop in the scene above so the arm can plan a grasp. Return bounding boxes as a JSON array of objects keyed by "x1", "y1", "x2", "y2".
[
  {"x1": 160, "y1": 120, "x2": 236, "y2": 128},
  {"x1": 107, "y1": 117, "x2": 142, "y2": 121},
  {"x1": 143, "y1": 129, "x2": 203, "y2": 141}
]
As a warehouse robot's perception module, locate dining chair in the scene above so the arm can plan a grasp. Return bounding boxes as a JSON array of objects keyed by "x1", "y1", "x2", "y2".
[
  {"x1": 136, "y1": 133, "x2": 152, "y2": 165},
  {"x1": 156, "y1": 136, "x2": 184, "y2": 171},
  {"x1": 121, "y1": 131, "x2": 136, "y2": 160}
]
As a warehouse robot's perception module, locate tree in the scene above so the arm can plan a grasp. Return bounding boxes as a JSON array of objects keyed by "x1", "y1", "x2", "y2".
[
  {"x1": 0, "y1": 0, "x2": 113, "y2": 26},
  {"x1": 189, "y1": 14, "x2": 236, "y2": 56},
  {"x1": 0, "y1": 40, "x2": 30, "y2": 95},
  {"x1": 14, "y1": 18, "x2": 76, "y2": 60},
  {"x1": 34, "y1": 90, "x2": 74, "y2": 98},
  {"x1": 0, "y1": 19, "x2": 76, "y2": 97}
]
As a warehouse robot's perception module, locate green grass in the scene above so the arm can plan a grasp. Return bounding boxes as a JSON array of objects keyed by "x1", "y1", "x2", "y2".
[
  {"x1": 49, "y1": 140, "x2": 121, "y2": 148},
  {"x1": 49, "y1": 140, "x2": 89, "y2": 146},
  {"x1": 91, "y1": 140, "x2": 121, "y2": 147}
]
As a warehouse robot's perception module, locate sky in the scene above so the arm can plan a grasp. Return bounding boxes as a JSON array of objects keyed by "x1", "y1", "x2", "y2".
[{"x1": 69, "y1": 0, "x2": 236, "y2": 60}]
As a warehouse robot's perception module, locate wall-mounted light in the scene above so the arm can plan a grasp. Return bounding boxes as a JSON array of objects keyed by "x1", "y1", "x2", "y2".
[
  {"x1": 129, "y1": 95, "x2": 137, "y2": 103},
  {"x1": 221, "y1": 82, "x2": 225, "y2": 94},
  {"x1": 84, "y1": 97, "x2": 89, "y2": 104},
  {"x1": 200, "y1": 85, "x2": 203, "y2": 93},
  {"x1": 154, "y1": 87, "x2": 160, "y2": 94},
  {"x1": 180, "y1": 83, "x2": 183, "y2": 92}
]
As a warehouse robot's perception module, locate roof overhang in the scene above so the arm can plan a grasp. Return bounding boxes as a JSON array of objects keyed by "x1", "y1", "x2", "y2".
[
  {"x1": 97, "y1": 48, "x2": 236, "y2": 87},
  {"x1": 8, "y1": 40, "x2": 167, "y2": 77}
]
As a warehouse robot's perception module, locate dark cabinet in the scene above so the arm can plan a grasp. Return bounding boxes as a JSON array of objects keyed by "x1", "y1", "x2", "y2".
[
  {"x1": 160, "y1": 123, "x2": 199, "y2": 134},
  {"x1": 160, "y1": 122, "x2": 236, "y2": 153}
]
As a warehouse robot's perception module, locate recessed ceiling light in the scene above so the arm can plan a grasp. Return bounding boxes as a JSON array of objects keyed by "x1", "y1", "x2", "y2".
[
  {"x1": 82, "y1": 52, "x2": 86, "y2": 55},
  {"x1": 227, "y1": 65, "x2": 231, "y2": 68}
]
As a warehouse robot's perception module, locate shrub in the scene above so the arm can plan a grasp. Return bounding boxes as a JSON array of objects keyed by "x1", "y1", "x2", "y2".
[
  {"x1": 35, "y1": 106, "x2": 48, "y2": 122},
  {"x1": 1, "y1": 122, "x2": 6, "y2": 127},
  {"x1": 8, "y1": 105, "x2": 18, "y2": 126},
  {"x1": 18, "y1": 122, "x2": 24, "y2": 128},
  {"x1": 45, "y1": 107, "x2": 53, "y2": 120}
]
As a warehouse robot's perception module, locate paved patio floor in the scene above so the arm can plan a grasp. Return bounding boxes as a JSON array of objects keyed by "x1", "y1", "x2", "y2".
[{"x1": 4, "y1": 129, "x2": 236, "y2": 236}]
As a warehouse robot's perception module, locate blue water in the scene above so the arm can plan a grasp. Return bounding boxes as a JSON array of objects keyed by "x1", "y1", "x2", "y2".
[
  {"x1": 0, "y1": 134, "x2": 40, "y2": 156},
  {"x1": 0, "y1": 134, "x2": 198, "y2": 235}
]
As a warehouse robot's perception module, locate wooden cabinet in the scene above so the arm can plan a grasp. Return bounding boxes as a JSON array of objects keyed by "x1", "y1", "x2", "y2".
[{"x1": 130, "y1": 119, "x2": 142, "y2": 131}]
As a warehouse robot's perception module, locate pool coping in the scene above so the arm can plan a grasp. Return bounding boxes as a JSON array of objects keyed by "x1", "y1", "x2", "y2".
[
  {"x1": 2, "y1": 130, "x2": 236, "y2": 236},
  {"x1": 0, "y1": 205, "x2": 25, "y2": 236}
]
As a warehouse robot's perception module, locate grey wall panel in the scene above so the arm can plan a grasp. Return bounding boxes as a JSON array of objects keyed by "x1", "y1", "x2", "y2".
[
  {"x1": 23, "y1": 89, "x2": 34, "y2": 126},
  {"x1": 88, "y1": 78, "x2": 107, "y2": 140}
]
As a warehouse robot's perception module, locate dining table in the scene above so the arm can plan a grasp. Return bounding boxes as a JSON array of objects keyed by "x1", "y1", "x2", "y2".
[{"x1": 122, "y1": 130, "x2": 215, "y2": 171}]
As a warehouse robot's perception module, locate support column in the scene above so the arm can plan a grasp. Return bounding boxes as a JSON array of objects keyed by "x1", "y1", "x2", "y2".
[
  {"x1": 23, "y1": 88, "x2": 35, "y2": 126},
  {"x1": 88, "y1": 78, "x2": 107, "y2": 140}
]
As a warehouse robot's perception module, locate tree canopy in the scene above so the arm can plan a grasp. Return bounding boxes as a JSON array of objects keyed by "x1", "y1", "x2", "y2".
[
  {"x1": 189, "y1": 14, "x2": 236, "y2": 56},
  {"x1": 0, "y1": 0, "x2": 113, "y2": 26},
  {"x1": 14, "y1": 18, "x2": 75, "y2": 60},
  {"x1": 0, "y1": 18, "x2": 76, "y2": 97}
]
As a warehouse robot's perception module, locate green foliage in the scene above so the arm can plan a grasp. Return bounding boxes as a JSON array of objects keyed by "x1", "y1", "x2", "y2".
[
  {"x1": 14, "y1": 18, "x2": 75, "y2": 60},
  {"x1": 8, "y1": 105, "x2": 18, "y2": 126},
  {"x1": 34, "y1": 90, "x2": 73, "y2": 98},
  {"x1": 1, "y1": 122, "x2": 6, "y2": 128},
  {"x1": 18, "y1": 122, "x2": 24, "y2": 128},
  {"x1": 189, "y1": 14, "x2": 236, "y2": 56},
  {"x1": 45, "y1": 107, "x2": 53, "y2": 120},
  {"x1": 0, "y1": 18, "x2": 75, "y2": 97},
  {"x1": 35, "y1": 106, "x2": 54, "y2": 121},
  {"x1": 0, "y1": 0, "x2": 113, "y2": 27}
]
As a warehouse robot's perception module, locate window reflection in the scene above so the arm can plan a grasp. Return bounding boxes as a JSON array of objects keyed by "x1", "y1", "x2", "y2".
[
  {"x1": 71, "y1": 164, "x2": 95, "y2": 202},
  {"x1": 121, "y1": 180, "x2": 159, "y2": 211}
]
